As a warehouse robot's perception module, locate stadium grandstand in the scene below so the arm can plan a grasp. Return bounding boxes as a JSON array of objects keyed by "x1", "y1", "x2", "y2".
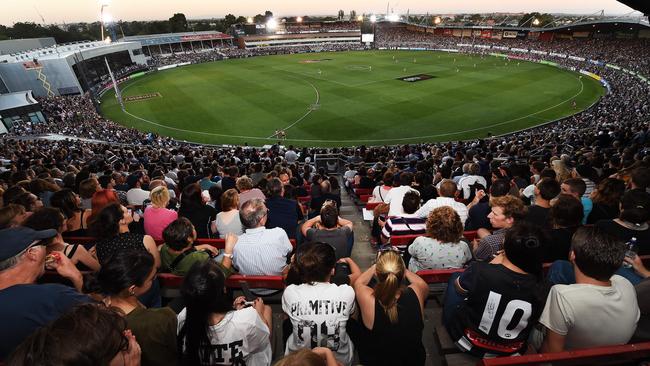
[{"x1": 0, "y1": 1, "x2": 650, "y2": 366}]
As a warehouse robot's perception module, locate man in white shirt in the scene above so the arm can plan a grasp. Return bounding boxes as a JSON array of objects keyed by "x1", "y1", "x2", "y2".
[
  {"x1": 533, "y1": 227, "x2": 639, "y2": 353},
  {"x1": 233, "y1": 199, "x2": 292, "y2": 276},
  {"x1": 385, "y1": 172, "x2": 418, "y2": 217},
  {"x1": 284, "y1": 145, "x2": 298, "y2": 164},
  {"x1": 457, "y1": 163, "x2": 487, "y2": 200},
  {"x1": 126, "y1": 172, "x2": 150, "y2": 206},
  {"x1": 416, "y1": 179, "x2": 468, "y2": 224}
]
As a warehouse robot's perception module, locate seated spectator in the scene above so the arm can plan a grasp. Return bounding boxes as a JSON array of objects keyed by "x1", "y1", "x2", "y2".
[
  {"x1": 525, "y1": 178, "x2": 561, "y2": 229},
  {"x1": 214, "y1": 188, "x2": 244, "y2": 238},
  {"x1": 587, "y1": 178, "x2": 625, "y2": 224},
  {"x1": 83, "y1": 250, "x2": 177, "y2": 366},
  {"x1": 380, "y1": 191, "x2": 426, "y2": 244},
  {"x1": 623, "y1": 255, "x2": 650, "y2": 341},
  {"x1": 160, "y1": 218, "x2": 234, "y2": 277},
  {"x1": 237, "y1": 175, "x2": 265, "y2": 208},
  {"x1": 28, "y1": 178, "x2": 60, "y2": 207},
  {"x1": 233, "y1": 199, "x2": 292, "y2": 276},
  {"x1": 22, "y1": 207, "x2": 100, "y2": 271},
  {"x1": 417, "y1": 179, "x2": 469, "y2": 225},
  {"x1": 311, "y1": 179, "x2": 342, "y2": 213},
  {"x1": 343, "y1": 164, "x2": 358, "y2": 190},
  {"x1": 275, "y1": 348, "x2": 340, "y2": 366},
  {"x1": 126, "y1": 172, "x2": 150, "y2": 206},
  {"x1": 573, "y1": 164, "x2": 596, "y2": 198},
  {"x1": 370, "y1": 171, "x2": 393, "y2": 203},
  {"x1": 413, "y1": 171, "x2": 437, "y2": 203},
  {"x1": 354, "y1": 167, "x2": 375, "y2": 189},
  {"x1": 352, "y1": 250, "x2": 429, "y2": 366},
  {"x1": 89, "y1": 203, "x2": 160, "y2": 270},
  {"x1": 533, "y1": 227, "x2": 639, "y2": 352},
  {"x1": 408, "y1": 207, "x2": 472, "y2": 272},
  {"x1": 0, "y1": 204, "x2": 28, "y2": 229},
  {"x1": 282, "y1": 242, "x2": 356, "y2": 365},
  {"x1": 177, "y1": 260, "x2": 272, "y2": 365},
  {"x1": 13, "y1": 191, "x2": 43, "y2": 213},
  {"x1": 6, "y1": 304, "x2": 141, "y2": 366},
  {"x1": 0, "y1": 227, "x2": 90, "y2": 360},
  {"x1": 78, "y1": 177, "x2": 101, "y2": 210},
  {"x1": 443, "y1": 223, "x2": 545, "y2": 357},
  {"x1": 473, "y1": 195, "x2": 527, "y2": 261},
  {"x1": 206, "y1": 185, "x2": 222, "y2": 210},
  {"x1": 457, "y1": 163, "x2": 487, "y2": 200},
  {"x1": 302, "y1": 201, "x2": 354, "y2": 259},
  {"x1": 561, "y1": 178, "x2": 592, "y2": 224},
  {"x1": 544, "y1": 194, "x2": 583, "y2": 262},
  {"x1": 178, "y1": 183, "x2": 218, "y2": 238},
  {"x1": 143, "y1": 186, "x2": 178, "y2": 241},
  {"x1": 218, "y1": 165, "x2": 238, "y2": 192},
  {"x1": 595, "y1": 190, "x2": 650, "y2": 254},
  {"x1": 464, "y1": 179, "x2": 510, "y2": 231},
  {"x1": 88, "y1": 189, "x2": 121, "y2": 224},
  {"x1": 199, "y1": 167, "x2": 218, "y2": 191},
  {"x1": 385, "y1": 172, "x2": 417, "y2": 217},
  {"x1": 50, "y1": 188, "x2": 91, "y2": 237},
  {"x1": 265, "y1": 178, "x2": 303, "y2": 239}
]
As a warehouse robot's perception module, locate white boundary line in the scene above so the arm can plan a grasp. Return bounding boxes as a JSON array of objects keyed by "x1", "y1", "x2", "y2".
[
  {"x1": 109, "y1": 57, "x2": 588, "y2": 143},
  {"x1": 267, "y1": 74, "x2": 320, "y2": 138}
]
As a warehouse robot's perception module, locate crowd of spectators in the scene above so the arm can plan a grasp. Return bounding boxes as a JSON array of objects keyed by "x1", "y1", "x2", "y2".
[{"x1": 0, "y1": 26, "x2": 649, "y2": 365}]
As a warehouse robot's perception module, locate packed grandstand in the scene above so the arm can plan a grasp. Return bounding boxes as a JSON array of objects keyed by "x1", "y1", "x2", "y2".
[{"x1": 0, "y1": 5, "x2": 650, "y2": 366}]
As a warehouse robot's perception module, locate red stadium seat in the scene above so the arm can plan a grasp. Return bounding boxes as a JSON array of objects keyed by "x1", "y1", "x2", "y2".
[
  {"x1": 359, "y1": 194, "x2": 371, "y2": 203},
  {"x1": 390, "y1": 234, "x2": 422, "y2": 246},
  {"x1": 463, "y1": 230, "x2": 478, "y2": 242},
  {"x1": 365, "y1": 201, "x2": 382, "y2": 210},
  {"x1": 354, "y1": 188, "x2": 372, "y2": 196},
  {"x1": 297, "y1": 196, "x2": 311, "y2": 204},
  {"x1": 477, "y1": 341, "x2": 650, "y2": 366}
]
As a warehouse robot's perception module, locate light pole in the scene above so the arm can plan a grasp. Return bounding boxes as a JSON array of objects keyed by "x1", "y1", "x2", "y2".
[{"x1": 100, "y1": 0, "x2": 110, "y2": 41}]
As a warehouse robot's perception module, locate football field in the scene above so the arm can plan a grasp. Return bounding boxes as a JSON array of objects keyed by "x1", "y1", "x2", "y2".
[{"x1": 100, "y1": 50, "x2": 605, "y2": 146}]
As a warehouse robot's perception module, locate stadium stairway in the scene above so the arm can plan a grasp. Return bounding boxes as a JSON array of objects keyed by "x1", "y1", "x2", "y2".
[{"x1": 338, "y1": 185, "x2": 477, "y2": 366}]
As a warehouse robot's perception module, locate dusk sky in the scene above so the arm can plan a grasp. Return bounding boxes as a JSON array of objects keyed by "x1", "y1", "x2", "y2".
[{"x1": 0, "y1": 0, "x2": 642, "y2": 26}]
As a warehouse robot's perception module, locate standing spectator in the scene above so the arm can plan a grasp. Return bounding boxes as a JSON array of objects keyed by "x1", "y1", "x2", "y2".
[
  {"x1": 214, "y1": 188, "x2": 244, "y2": 239},
  {"x1": 177, "y1": 260, "x2": 272, "y2": 365},
  {"x1": 473, "y1": 195, "x2": 527, "y2": 261},
  {"x1": 265, "y1": 178, "x2": 303, "y2": 239},
  {"x1": 236, "y1": 176, "x2": 265, "y2": 209},
  {"x1": 0, "y1": 227, "x2": 90, "y2": 360},
  {"x1": 282, "y1": 242, "x2": 356, "y2": 365},
  {"x1": 352, "y1": 250, "x2": 429, "y2": 366},
  {"x1": 178, "y1": 183, "x2": 218, "y2": 239},
  {"x1": 83, "y1": 250, "x2": 177, "y2": 366},
  {"x1": 443, "y1": 223, "x2": 545, "y2": 357},
  {"x1": 408, "y1": 207, "x2": 472, "y2": 272},
  {"x1": 233, "y1": 199, "x2": 292, "y2": 276},
  {"x1": 302, "y1": 202, "x2": 354, "y2": 259},
  {"x1": 143, "y1": 186, "x2": 178, "y2": 241},
  {"x1": 533, "y1": 227, "x2": 639, "y2": 352}
]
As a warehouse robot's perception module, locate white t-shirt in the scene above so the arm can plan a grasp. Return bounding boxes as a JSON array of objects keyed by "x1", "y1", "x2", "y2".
[
  {"x1": 282, "y1": 282, "x2": 356, "y2": 366},
  {"x1": 126, "y1": 188, "x2": 150, "y2": 206},
  {"x1": 385, "y1": 186, "x2": 418, "y2": 217},
  {"x1": 177, "y1": 307, "x2": 272, "y2": 366},
  {"x1": 539, "y1": 275, "x2": 640, "y2": 350},
  {"x1": 457, "y1": 175, "x2": 487, "y2": 200},
  {"x1": 415, "y1": 197, "x2": 469, "y2": 225}
]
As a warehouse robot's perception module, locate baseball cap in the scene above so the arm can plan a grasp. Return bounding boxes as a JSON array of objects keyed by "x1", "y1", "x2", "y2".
[{"x1": 0, "y1": 227, "x2": 58, "y2": 262}]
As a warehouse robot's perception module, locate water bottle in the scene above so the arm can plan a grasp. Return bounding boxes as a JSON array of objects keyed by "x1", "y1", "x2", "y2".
[{"x1": 622, "y1": 237, "x2": 638, "y2": 268}]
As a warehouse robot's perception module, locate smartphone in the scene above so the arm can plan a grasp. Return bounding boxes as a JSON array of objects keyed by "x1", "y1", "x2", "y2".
[{"x1": 240, "y1": 281, "x2": 256, "y2": 302}]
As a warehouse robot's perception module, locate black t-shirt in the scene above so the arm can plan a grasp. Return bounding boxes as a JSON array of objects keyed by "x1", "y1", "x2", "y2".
[
  {"x1": 543, "y1": 227, "x2": 578, "y2": 262},
  {"x1": 525, "y1": 205, "x2": 551, "y2": 229},
  {"x1": 179, "y1": 204, "x2": 218, "y2": 238},
  {"x1": 587, "y1": 203, "x2": 619, "y2": 225},
  {"x1": 595, "y1": 220, "x2": 650, "y2": 255},
  {"x1": 465, "y1": 202, "x2": 491, "y2": 231},
  {"x1": 451, "y1": 262, "x2": 541, "y2": 355}
]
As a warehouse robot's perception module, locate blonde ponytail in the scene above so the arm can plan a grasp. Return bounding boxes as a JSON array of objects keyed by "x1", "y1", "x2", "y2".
[{"x1": 374, "y1": 251, "x2": 405, "y2": 324}]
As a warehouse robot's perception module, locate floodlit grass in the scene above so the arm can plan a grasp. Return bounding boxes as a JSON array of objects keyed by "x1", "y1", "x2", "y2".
[{"x1": 100, "y1": 50, "x2": 605, "y2": 146}]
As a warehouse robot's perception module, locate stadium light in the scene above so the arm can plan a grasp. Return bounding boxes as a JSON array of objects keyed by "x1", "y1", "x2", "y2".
[
  {"x1": 434, "y1": 16, "x2": 442, "y2": 25},
  {"x1": 532, "y1": 18, "x2": 540, "y2": 26},
  {"x1": 247, "y1": 17, "x2": 253, "y2": 24},
  {"x1": 266, "y1": 18, "x2": 278, "y2": 30},
  {"x1": 296, "y1": 16, "x2": 303, "y2": 23},
  {"x1": 104, "y1": 36, "x2": 112, "y2": 44},
  {"x1": 370, "y1": 15, "x2": 377, "y2": 23},
  {"x1": 102, "y1": 12, "x2": 113, "y2": 24},
  {"x1": 387, "y1": 13, "x2": 399, "y2": 22},
  {"x1": 357, "y1": 15, "x2": 363, "y2": 22}
]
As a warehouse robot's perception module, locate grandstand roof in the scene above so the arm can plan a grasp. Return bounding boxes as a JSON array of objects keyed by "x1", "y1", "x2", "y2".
[
  {"x1": 120, "y1": 31, "x2": 232, "y2": 46},
  {"x1": 617, "y1": 0, "x2": 650, "y2": 15},
  {"x1": 0, "y1": 90, "x2": 38, "y2": 112},
  {"x1": 0, "y1": 40, "x2": 141, "y2": 63}
]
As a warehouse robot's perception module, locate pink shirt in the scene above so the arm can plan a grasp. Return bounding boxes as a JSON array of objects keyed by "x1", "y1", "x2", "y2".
[{"x1": 143, "y1": 206, "x2": 178, "y2": 240}]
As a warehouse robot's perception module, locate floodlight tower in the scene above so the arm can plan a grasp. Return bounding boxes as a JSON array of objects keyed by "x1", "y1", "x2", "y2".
[{"x1": 99, "y1": 0, "x2": 110, "y2": 41}]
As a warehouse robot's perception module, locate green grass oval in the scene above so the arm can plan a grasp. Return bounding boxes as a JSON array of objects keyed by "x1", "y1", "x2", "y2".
[{"x1": 100, "y1": 50, "x2": 605, "y2": 146}]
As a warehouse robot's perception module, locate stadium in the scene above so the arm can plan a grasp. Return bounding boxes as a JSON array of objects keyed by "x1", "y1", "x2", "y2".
[{"x1": 0, "y1": 0, "x2": 649, "y2": 365}]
